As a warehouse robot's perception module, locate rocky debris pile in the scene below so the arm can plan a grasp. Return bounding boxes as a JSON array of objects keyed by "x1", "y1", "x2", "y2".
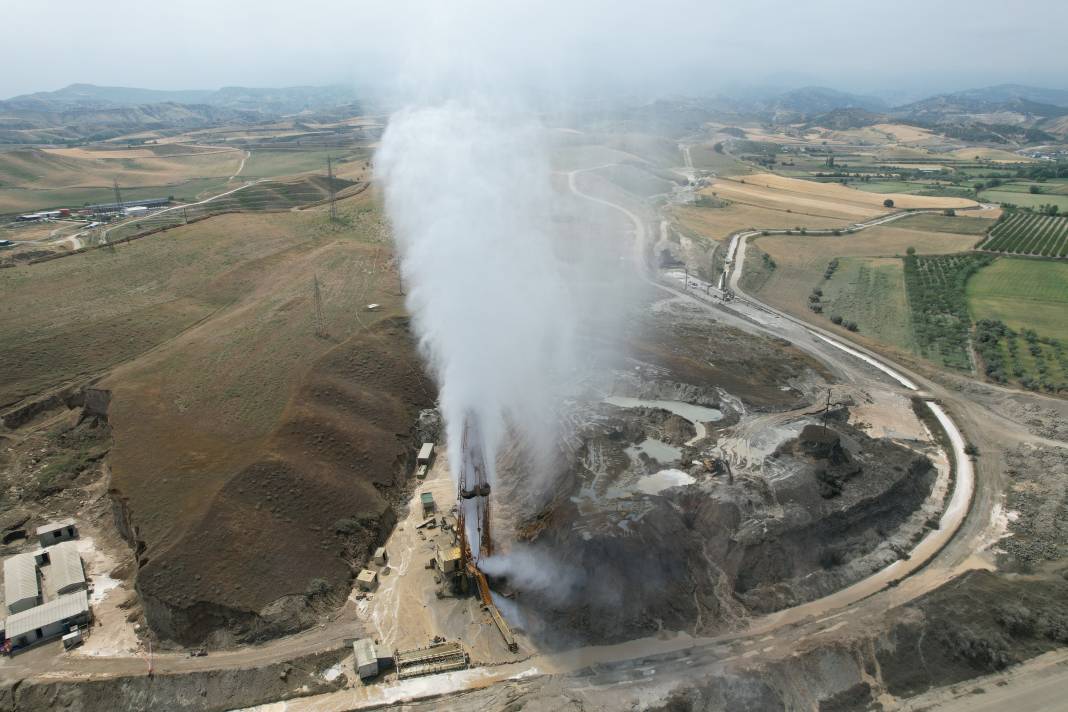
[
  {"x1": 999, "y1": 444, "x2": 1068, "y2": 568},
  {"x1": 506, "y1": 414, "x2": 935, "y2": 645}
]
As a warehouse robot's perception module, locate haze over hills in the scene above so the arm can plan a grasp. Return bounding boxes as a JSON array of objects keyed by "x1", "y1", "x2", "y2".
[
  {"x1": 3, "y1": 81, "x2": 1068, "y2": 145},
  {"x1": 0, "y1": 84, "x2": 364, "y2": 144},
  {"x1": 3, "y1": 82, "x2": 361, "y2": 114}
]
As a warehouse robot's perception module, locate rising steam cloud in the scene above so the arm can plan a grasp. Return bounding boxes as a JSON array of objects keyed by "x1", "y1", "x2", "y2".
[{"x1": 377, "y1": 99, "x2": 581, "y2": 485}]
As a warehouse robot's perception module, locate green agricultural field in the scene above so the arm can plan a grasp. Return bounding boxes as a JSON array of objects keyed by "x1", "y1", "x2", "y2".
[
  {"x1": 820, "y1": 257, "x2": 915, "y2": 353},
  {"x1": 967, "y1": 258, "x2": 1068, "y2": 341},
  {"x1": 981, "y1": 189, "x2": 1068, "y2": 212},
  {"x1": 0, "y1": 178, "x2": 231, "y2": 215},
  {"x1": 688, "y1": 145, "x2": 752, "y2": 176},
  {"x1": 980, "y1": 212, "x2": 1068, "y2": 257},
  {"x1": 903, "y1": 252, "x2": 993, "y2": 371},
  {"x1": 240, "y1": 149, "x2": 360, "y2": 179},
  {"x1": 851, "y1": 180, "x2": 926, "y2": 193},
  {"x1": 972, "y1": 319, "x2": 1067, "y2": 392},
  {"x1": 968, "y1": 258, "x2": 1068, "y2": 391},
  {"x1": 895, "y1": 213, "x2": 993, "y2": 236}
]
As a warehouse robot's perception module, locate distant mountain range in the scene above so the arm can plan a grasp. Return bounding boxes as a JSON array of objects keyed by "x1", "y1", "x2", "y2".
[
  {"x1": 0, "y1": 84, "x2": 364, "y2": 144},
  {"x1": 2, "y1": 82, "x2": 1068, "y2": 146},
  {"x1": 3, "y1": 82, "x2": 361, "y2": 114}
]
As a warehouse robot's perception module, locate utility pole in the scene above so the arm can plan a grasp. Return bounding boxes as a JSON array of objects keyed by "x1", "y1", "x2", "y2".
[
  {"x1": 313, "y1": 275, "x2": 326, "y2": 338},
  {"x1": 326, "y1": 156, "x2": 338, "y2": 222}
]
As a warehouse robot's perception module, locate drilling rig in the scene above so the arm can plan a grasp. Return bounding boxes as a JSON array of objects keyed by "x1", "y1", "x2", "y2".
[{"x1": 455, "y1": 415, "x2": 517, "y2": 652}]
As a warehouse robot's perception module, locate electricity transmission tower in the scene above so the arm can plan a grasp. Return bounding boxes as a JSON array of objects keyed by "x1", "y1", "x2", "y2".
[
  {"x1": 313, "y1": 275, "x2": 326, "y2": 338},
  {"x1": 113, "y1": 178, "x2": 123, "y2": 208},
  {"x1": 326, "y1": 156, "x2": 338, "y2": 221}
]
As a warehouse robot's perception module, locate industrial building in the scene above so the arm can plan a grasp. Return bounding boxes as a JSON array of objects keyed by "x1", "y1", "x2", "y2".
[
  {"x1": 354, "y1": 637, "x2": 379, "y2": 679},
  {"x1": 85, "y1": 197, "x2": 169, "y2": 215},
  {"x1": 36, "y1": 518, "x2": 77, "y2": 547},
  {"x1": 5, "y1": 590, "x2": 90, "y2": 650},
  {"x1": 4, "y1": 553, "x2": 41, "y2": 614},
  {"x1": 395, "y1": 641, "x2": 468, "y2": 679},
  {"x1": 416, "y1": 443, "x2": 435, "y2": 466},
  {"x1": 15, "y1": 210, "x2": 62, "y2": 222}
]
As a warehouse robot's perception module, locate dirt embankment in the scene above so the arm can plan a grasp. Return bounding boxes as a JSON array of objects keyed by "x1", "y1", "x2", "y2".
[
  {"x1": 114, "y1": 317, "x2": 434, "y2": 646},
  {"x1": 0, "y1": 648, "x2": 348, "y2": 712}
]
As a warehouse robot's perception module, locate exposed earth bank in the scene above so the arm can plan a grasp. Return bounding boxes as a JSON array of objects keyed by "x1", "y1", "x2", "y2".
[{"x1": 110, "y1": 317, "x2": 435, "y2": 646}]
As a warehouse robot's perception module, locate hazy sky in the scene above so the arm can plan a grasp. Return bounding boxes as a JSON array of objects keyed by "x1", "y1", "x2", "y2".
[{"x1": 4, "y1": 0, "x2": 1067, "y2": 100}]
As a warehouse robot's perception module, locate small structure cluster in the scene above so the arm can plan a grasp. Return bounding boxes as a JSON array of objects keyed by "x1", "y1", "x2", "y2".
[{"x1": 1, "y1": 520, "x2": 91, "y2": 653}]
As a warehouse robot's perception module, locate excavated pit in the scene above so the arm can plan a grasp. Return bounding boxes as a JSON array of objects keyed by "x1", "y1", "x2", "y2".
[{"x1": 490, "y1": 304, "x2": 940, "y2": 648}]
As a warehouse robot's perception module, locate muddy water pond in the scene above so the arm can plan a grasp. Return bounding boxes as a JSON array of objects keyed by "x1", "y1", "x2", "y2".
[{"x1": 603, "y1": 396, "x2": 723, "y2": 444}]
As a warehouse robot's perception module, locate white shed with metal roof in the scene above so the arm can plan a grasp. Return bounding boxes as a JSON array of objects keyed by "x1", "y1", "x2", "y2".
[
  {"x1": 5, "y1": 590, "x2": 89, "y2": 648},
  {"x1": 4, "y1": 553, "x2": 40, "y2": 614},
  {"x1": 36, "y1": 518, "x2": 77, "y2": 546},
  {"x1": 44, "y1": 541, "x2": 86, "y2": 595}
]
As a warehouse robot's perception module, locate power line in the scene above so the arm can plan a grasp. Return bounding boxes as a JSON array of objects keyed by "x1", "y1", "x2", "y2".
[
  {"x1": 326, "y1": 156, "x2": 338, "y2": 221},
  {"x1": 313, "y1": 274, "x2": 326, "y2": 338}
]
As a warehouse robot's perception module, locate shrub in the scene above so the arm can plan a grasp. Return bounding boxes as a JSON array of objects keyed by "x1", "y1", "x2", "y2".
[
  {"x1": 883, "y1": 198, "x2": 895, "y2": 208},
  {"x1": 305, "y1": 578, "x2": 331, "y2": 598},
  {"x1": 830, "y1": 315, "x2": 844, "y2": 325}
]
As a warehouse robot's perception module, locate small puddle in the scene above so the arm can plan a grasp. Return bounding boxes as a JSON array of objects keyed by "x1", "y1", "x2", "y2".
[
  {"x1": 625, "y1": 437, "x2": 682, "y2": 464},
  {"x1": 634, "y1": 468, "x2": 696, "y2": 495}
]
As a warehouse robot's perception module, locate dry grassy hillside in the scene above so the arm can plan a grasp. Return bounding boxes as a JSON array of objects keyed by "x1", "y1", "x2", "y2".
[{"x1": 1, "y1": 189, "x2": 434, "y2": 645}]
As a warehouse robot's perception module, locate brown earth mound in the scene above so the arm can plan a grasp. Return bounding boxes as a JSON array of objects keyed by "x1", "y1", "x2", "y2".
[{"x1": 124, "y1": 318, "x2": 434, "y2": 645}]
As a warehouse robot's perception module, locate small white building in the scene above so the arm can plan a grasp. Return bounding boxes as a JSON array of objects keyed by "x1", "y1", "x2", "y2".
[
  {"x1": 373, "y1": 547, "x2": 388, "y2": 566},
  {"x1": 36, "y1": 518, "x2": 77, "y2": 547},
  {"x1": 416, "y1": 443, "x2": 434, "y2": 466},
  {"x1": 4, "y1": 553, "x2": 41, "y2": 614},
  {"x1": 5, "y1": 590, "x2": 89, "y2": 650}
]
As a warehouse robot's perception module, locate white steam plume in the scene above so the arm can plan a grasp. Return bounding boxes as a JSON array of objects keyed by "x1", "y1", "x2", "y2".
[{"x1": 377, "y1": 99, "x2": 582, "y2": 486}]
